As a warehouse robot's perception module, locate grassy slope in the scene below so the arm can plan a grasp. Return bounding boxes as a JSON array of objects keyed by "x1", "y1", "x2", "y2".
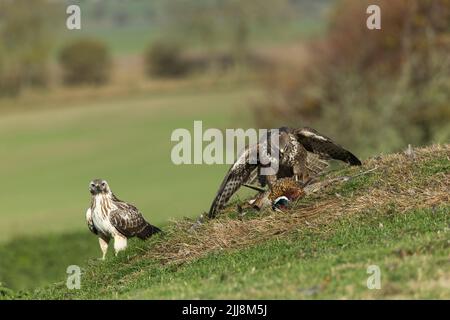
[{"x1": 5, "y1": 144, "x2": 447, "y2": 299}]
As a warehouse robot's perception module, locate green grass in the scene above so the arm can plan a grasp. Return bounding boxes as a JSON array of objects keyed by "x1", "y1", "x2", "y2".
[
  {"x1": 22, "y1": 206, "x2": 449, "y2": 299},
  {"x1": 0, "y1": 83, "x2": 255, "y2": 243},
  {"x1": 0, "y1": 232, "x2": 97, "y2": 291}
]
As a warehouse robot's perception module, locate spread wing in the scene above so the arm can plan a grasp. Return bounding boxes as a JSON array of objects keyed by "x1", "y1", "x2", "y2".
[
  {"x1": 109, "y1": 199, "x2": 160, "y2": 239},
  {"x1": 86, "y1": 208, "x2": 98, "y2": 235},
  {"x1": 208, "y1": 145, "x2": 259, "y2": 218},
  {"x1": 247, "y1": 167, "x2": 260, "y2": 185},
  {"x1": 294, "y1": 127, "x2": 361, "y2": 165}
]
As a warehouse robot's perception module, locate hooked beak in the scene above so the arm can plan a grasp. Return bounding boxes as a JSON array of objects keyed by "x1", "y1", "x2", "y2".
[{"x1": 90, "y1": 184, "x2": 101, "y2": 194}]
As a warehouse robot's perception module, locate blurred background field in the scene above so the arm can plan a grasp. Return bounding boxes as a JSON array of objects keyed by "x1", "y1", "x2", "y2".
[
  {"x1": 0, "y1": 0, "x2": 449, "y2": 292},
  {"x1": 0, "y1": 83, "x2": 255, "y2": 241}
]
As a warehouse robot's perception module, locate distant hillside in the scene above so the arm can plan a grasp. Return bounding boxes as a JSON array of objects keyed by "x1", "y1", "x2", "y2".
[{"x1": 56, "y1": 0, "x2": 336, "y2": 55}]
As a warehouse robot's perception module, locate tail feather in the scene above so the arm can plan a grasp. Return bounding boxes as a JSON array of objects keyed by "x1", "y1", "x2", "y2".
[{"x1": 137, "y1": 223, "x2": 162, "y2": 240}]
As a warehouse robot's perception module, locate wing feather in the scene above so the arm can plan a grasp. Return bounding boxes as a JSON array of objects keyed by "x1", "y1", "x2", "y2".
[
  {"x1": 109, "y1": 201, "x2": 159, "y2": 239},
  {"x1": 294, "y1": 127, "x2": 361, "y2": 165},
  {"x1": 247, "y1": 167, "x2": 259, "y2": 185},
  {"x1": 305, "y1": 152, "x2": 329, "y2": 175},
  {"x1": 86, "y1": 208, "x2": 98, "y2": 235},
  {"x1": 208, "y1": 146, "x2": 258, "y2": 218}
]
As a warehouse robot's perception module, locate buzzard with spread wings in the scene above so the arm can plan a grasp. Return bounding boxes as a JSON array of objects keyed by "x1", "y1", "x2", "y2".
[{"x1": 208, "y1": 127, "x2": 361, "y2": 218}]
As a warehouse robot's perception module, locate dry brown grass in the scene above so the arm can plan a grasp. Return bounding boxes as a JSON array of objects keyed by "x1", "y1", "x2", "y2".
[{"x1": 144, "y1": 144, "x2": 449, "y2": 266}]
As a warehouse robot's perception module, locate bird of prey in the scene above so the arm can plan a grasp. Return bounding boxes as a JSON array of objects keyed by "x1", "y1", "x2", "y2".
[
  {"x1": 208, "y1": 127, "x2": 361, "y2": 218},
  {"x1": 85, "y1": 179, "x2": 161, "y2": 260}
]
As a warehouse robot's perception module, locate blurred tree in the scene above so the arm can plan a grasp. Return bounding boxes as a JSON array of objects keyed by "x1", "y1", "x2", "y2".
[
  {"x1": 255, "y1": 0, "x2": 450, "y2": 156},
  {"x1": 58, "y1": 39, "x2": 111, "y2": 85},
  {"x1": 144, "y1": 40, "x2": 188, "y2": 78},
  {"x1": 162, "y1": 0, "x2": 292, "y2": 64},
  {"x1": 113, "y1": 11, "x2": 130, "y2": 27},
  {"x1": 0, "y1": 0, "x2": 58, "y2": 96},
  {"x1": 92, "y1": 0, "x2": 107, "y2": 21}
]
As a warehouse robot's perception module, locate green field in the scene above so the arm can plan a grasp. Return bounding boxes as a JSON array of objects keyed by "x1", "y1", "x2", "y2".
[
  {"x1": 53, "y1": 0, "x2": 330, "y2": 56},
  {"x1": 0, "y1": 83, "x2": 255, "y2": 243},
  {"x1": 55, "y1": 19, "x2": 326, "y2": 57}
]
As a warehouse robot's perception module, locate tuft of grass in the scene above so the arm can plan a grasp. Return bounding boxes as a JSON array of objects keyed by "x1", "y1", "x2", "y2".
[{"x1": 419, "y1": 155, "x2": 450, "y2": 177}]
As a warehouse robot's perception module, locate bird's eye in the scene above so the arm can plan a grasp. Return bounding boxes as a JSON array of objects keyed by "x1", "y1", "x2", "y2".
[
  {"x1": 101, "y1": 182, "x2": 106, "y2": 187},
  {"x1": 90, "y1": 183, "x2": 95, "y2": 188}
]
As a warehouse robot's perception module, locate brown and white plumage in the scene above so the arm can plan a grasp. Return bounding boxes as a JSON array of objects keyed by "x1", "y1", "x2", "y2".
[
  {"x1": 86, "y1": 179, "x2": 161, "y2": 260},
  {"x1": 208, "y1": 127, "x2": 361, "y2": 218},
  {"x1": 208, "y1": 145, "x2": 259, "y2": 219}
]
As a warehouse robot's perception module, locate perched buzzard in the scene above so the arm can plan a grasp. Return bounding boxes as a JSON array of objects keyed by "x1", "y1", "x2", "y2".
[
  {"x1": 208, "y1": 127, "x2": 361, "y2": 218},
  {"x1": 86, "y1": 179, "x2": 161, "y2": 260}
]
